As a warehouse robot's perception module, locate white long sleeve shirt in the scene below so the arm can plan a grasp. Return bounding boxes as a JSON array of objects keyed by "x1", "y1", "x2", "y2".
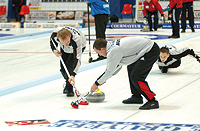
[{"x1": 95, "y1": 37, "x2": 154, "y2": 86}]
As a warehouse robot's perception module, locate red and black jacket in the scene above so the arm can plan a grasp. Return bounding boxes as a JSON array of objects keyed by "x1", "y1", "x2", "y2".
[{"x1": 143, "y1": 0, "x2": 163, "y2": 16}]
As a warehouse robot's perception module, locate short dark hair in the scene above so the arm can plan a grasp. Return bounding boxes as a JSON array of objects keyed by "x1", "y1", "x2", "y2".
[
  {"x1": 57, "y1": 28, "x2": 71, "y2": 40},
  {"x1": 93, "y1": 38, "x2": 107, "y2": 50},
  {"x1": 160, "y1": 47, "x2": 169, "y2": 54}
]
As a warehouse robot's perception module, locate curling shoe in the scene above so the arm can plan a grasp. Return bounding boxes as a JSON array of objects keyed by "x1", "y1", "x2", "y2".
[
  {"x1": 63, "y1": 87, "x2": 74, "y2": 97},
  {"x1": 66, "y1": 88, "x2": 74, "y2": 97},
  {"x1": 168, "y1": 35, "x2": 180, "y2": 38},
  {"x1": 139, "y1": 98, "x2": 159, "y2": 110},
  {"x1": 191, "y1": 27, "x2": 195, "y2": 32},
  {"x1": 63, "y1": 83, "x2": 74, "y2": 97},
  {"x1": 66, "y1": 90, "x2": 74, "y2": 97},
  {"x1": 181, "y1": 29, "x2": 186, "y2": 33},
  {"x1": 195, "y1": 55, "x2": 200, "y2": 63},
  {"x1": 122, "y1": 95, "x2": 143, "y2": 104}
]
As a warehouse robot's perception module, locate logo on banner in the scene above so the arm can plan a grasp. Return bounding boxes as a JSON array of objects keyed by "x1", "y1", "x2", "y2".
[
  {"x1": 40, "y1": 120, "x2": 200, "y2": 130},
  {"x1": 5, "y1": 119, "x2": 50, "y2": 126},
  {"x1": 42, "y1": 24, "x2": 55, "y2": 28},
  {"x1": 1, "y1": 24, "x2": 13, "y2": 28},
  {"x1": 25, "y1": 24, "x2": 38, "y2": 28}
]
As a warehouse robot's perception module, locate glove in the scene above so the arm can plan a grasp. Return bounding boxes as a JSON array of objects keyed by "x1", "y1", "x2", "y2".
[{"x1": 88, "y1": 56, "x2": 93, "y2": 63}]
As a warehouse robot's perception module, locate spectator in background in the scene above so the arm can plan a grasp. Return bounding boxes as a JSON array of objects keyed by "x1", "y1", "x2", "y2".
[
  {"x1": 181, "y1": 0, "x2": 195, "y2": 33},
  {"x1": 12, "y1": 0, "x2": 23, "y2": 22},
  {"x1": 85, "y1": 0, "x2": 110, "y2": 62},
  {"x1": 142, "y1": 0, "x2": 164, "y2": 31},
  {"x1": 168, "y1": 0, "x2": 183, "y2": 38}
]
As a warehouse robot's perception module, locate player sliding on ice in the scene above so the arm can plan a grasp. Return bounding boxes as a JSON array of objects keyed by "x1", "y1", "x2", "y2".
[
  {"x1": 90, "y1": 37, "x2": 160, "y2": 110},
  {"x1": 156, "y1": 45, "x2": 200, "y2": 73}
]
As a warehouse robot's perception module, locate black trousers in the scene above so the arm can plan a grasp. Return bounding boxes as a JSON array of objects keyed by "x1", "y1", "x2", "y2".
[
  {"x1": 13, "y1": 5, "x2": 22, "y2": 22},
  {"x1": 127, "y1": 43, "x2": 160, "y2": 101},
  {"x1": 60, "y1": 47, "x2": 85, "y2": 88},
  {"x1": 147, "y1": 11, "x2": 158, "y2": 30},
  {"x1": 94, "y1": 14, "x2": 108, "y2": 39},
  {"x1": 181, "y1": 2, "x2": 194, "y2": 29},
  {"x1": 171, "y1": 7, "x2": 182, "y2": 37},
  {"x1": 94, "y1": 14, "x2": 108, "y2": 58}
]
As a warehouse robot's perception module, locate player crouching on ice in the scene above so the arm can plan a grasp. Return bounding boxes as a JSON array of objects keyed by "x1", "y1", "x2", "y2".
[
  {"x1": 90, "y1": 37, "x2": 160, "y2": 110},
  {"x1": 50, "y1": 27, "x2": 86, "y2": 97},
  {"x1": 156, "y1": 45, "x2": 200, "y2": 73}
]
